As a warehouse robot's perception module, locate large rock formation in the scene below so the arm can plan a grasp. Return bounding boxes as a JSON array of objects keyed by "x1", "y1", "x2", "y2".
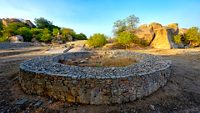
[
  {"x1": 167, "y1": 23, "x2": 179, "y2": 35},
  {"x1": 134, "y1": 24, "x2": 155, "y2": 45},
  {"x1": 150, "y1": 28, "x2": 177, "y2": 49},
  {"x1": 135, "y1": 22, "x2": 184, "y2": 49},
  {"x1": 1, "y1": 18, "x2": 35, "y2": 27}
]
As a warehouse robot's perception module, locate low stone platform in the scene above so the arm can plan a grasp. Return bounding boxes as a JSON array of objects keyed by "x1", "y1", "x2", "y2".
[{"x1": 19, "y1": 50, "x2": 171, "y2": 104}]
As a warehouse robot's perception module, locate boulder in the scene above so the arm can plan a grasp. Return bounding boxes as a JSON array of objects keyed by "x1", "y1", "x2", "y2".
[
  {"x1": 135, "y1": 24, "x2": 155, "y2": 45},
  {"x1": 149, "y1": 22, "x2": 162, "y2": 30},
  {"x1": 179, "y1": 28, "x2": 188, "y2": 35},
  {"x1": 9, "y1": 35, "x2": 24, "y2": 43},
  {"x1": 150, "y1": 28, "x2": 178, "y2": 49},
  {"x1": 167, "y1": 23, "x2": 179, "y2": 35},
  {"x1": 24, "y1": 20, "x2": 35, "y2": 27}
]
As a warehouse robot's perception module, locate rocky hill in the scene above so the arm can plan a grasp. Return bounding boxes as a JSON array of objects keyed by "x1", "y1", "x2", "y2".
[
  {"x1": 134, "y1": 22, "x2": 188, "y2": 49},
  {"x1": 0, "y1": 18, "x2": 35, "y2": 28}
]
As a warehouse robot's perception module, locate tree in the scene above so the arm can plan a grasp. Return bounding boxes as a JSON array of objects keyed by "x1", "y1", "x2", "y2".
[
  {"x1": 173, "y1": 34, "x2": 182, "y2": 44},
  {"x1": 31, "y1": 28, "x2": 43, "y2": 41},
  {"x1": 113, "y1": 14, "x2": 139, "y2": 36},
  {"x1": 40, "y1": 28, "x2": 52, "y2": 42},
  {"x1": 17, "y1": 27, "x2": 32, "y2": 41},
  {"x1": 3, "y1": 22, "x2": 27, "y2": 37},
  {"x1": 73, "y1": 33, "x2": 87, "y2": 40},
  {"x1": 87, "y1": 33, "x2": 107, "y2": 47},
  {"x1": 61, "y1": 28, "x2": 75, "y2": 41},
  {"x1": 113, "y1": 20, "x2": 126, "y2": 36},
  {"x1": 185, "y1": 27, "x2": 200, "y2": 46},
  {"x1": 34, "y1": 17, "x2": 53, "y2": 31},
  {"x1": 52, "y1": 28, "x2": 59, "y2": 37},
  {"x1": 0, "y1": 20, "x2": 3, "y2": 31},
  {"x1": 116, "y1": 31, "x2": 136, "y2": 48},
  {"x1": 126, "y1": 15, "x2": 139, "y2": 30}
]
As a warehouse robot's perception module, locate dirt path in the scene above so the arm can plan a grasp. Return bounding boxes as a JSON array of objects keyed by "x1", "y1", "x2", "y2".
[{"x1": 0, "y1": 47, "x2": 200, "y2": 113}]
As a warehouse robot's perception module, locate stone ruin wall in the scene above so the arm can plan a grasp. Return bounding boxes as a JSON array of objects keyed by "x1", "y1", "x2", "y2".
[{"x1": 19, "y1": 51, "x2": 171, "y2": 104}]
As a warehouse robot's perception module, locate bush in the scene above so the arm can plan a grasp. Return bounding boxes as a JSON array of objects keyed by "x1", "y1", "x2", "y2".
[
  {"x1": 173, "y1": 34, "x2": 182, "y2": 44},
  {"x1": 0, "y1": 36, "x2": 8, "y2": 42},
  {"x1": 116, "y1": 31, "x2": 135, "y2": 48},
  {"x1": 87, "y1": 33, "x2": 107, "y2": 47},
  {"x1": 39, "y1": 28, "x2": 52, "y2": 42},
  {"x1": 73, "y1": 33, "x2": 87, "y2": 40},
  {"x1": 185, "y1": 27, "x2": 200, "y2": 47},
  {"x1": 17, "y1": 27, "x2": 32, "y2": 41}
]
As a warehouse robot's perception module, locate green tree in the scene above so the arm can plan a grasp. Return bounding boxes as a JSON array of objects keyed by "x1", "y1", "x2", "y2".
[
  {"x1": 17, "y1": 27, "x2": 32, "y2": 41},
  {"x1": 31, "y1": 28, "x2": 43, "y2": 41},
  {"x1": 113, "y1": 14, "x2": 139, "y2": 36},
  {"x1": 185, "y1": 27, "x2": 200, "y2": 46},
  {"x1": 87, "y1": 33, "x2": 107, "y2": 47},
  {"x1": 116, "y1": 31, "x2": 136, "y2": 48},
  {"x1": 173, "y1": 34, "x2": 182, "y2": 44},
  {"x1": 73, "y1": 33, "x2": 87, "y2": 40},
  {"x1": 61, "y1": 28, "x2": 75, "y2": 41},
  {"x1": 3, "y1": 22, "x2": 27, "y2": 37},
  {"x1": 34, "y1": 17, "x2": 53, "y2": 31},
  {"x1": 0, "y1": 20, "x2": 3, "y2": 31},
  {"x1": 52, "y1": 28, "x2": 59, "y2": 37},
  {"x1": 40, "y1": 28, "x2": 52, "y2": 42}
]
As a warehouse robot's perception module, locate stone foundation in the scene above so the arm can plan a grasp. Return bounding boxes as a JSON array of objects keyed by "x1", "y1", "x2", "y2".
[{"x1": 19, "y1": 50, "x2": 171, "y2": 104}]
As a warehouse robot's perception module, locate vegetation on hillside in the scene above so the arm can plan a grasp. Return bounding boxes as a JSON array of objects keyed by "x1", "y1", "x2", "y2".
[{"x1": 0, "y1": 17, "x2": 87, "y2": 42}]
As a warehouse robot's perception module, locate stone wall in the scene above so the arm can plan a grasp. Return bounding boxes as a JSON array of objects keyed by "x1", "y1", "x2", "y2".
[{"x1": 19, "y1": 51, "x2": 171, "y2": 104}]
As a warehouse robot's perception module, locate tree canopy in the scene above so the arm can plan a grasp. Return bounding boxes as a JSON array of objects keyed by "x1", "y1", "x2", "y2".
[{"x1": 113, "y1": 14, "x2": 139, "y2": 36}]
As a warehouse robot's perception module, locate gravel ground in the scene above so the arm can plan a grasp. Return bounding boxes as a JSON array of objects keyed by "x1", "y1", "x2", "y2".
[{"x1": 0, "y1": 44, "x2": 200, "y2": 113}]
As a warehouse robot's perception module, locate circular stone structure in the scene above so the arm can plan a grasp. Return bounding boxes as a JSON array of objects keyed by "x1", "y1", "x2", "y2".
[{"x1": 19, "y1": 50, "x2": 171, "y2": 104}]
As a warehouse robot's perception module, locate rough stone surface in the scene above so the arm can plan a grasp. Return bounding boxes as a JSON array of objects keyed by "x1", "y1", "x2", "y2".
[
  {"x1": 135, "y1": 24, "x2": 155, "y2": 45},
  {"x1": 9, "y1": 35, "x2": 24, "y2": 43},
  {"x1": 19, "y1": 50, "x2": 171, "y2": 105},
  {"x1": 150, "y1": 28, "x2": 178, "y2": 49},
  {"x1": 167, "y1": 23, "x2": 179, "y2": 35}
]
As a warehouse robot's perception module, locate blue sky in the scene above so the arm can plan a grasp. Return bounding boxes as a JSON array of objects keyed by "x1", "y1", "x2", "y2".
[{"x1": 0, "y1": 0, "x2": 200, "y2": 37}]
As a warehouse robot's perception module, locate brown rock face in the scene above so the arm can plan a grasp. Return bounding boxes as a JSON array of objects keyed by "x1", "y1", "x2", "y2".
[
  {"x1": 179, "y1": 28, "x2": 188, "y2": 35},
  {"x1": 9, "y1": 35, "x2": 24, "y2": 42},
  {"x1": 149, "y1": 22, "x2": 162, "y2": 30},
  {"x1": 150, "y1": 28, "x2": 177, "y2": 49},
  {"x1": 167, "y1": 23, "x2": 179, "y2": 35},
  {"x1": 24, "y1": 20, "x2": 35, "y2": 27},
  {"x1": 135, "y1": 24, "x2": 155, "y2": 45},
  {"x1": 1, "y1": 18, "x2": 35, "y2": 27}
]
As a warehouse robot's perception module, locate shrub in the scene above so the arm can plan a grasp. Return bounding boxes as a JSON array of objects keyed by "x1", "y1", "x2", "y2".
[
  {"x1": 116, "y1": 31, "x2": 135, "y2": 48},
  {"x1": 173, "y1": 34, "x2": 182, "y2": 44},
  {"x1": 0, "y1": 36, "x2": 8, "y2": 42},
  {"x1": 17, "y1": 27, "x2": 32, "y2": 41},
  {"x1": 73, "y1": 33, "x2": 87, "y2": 40},
  {"x1": 185, "y1": 27, "x2": 200, "y2": 47},
  {"x1": 39, "y1": 28, "x2": 52, "y2": 42},
  {"x1": 87, "y1": 33, "x2": 107, "y2": 47}
]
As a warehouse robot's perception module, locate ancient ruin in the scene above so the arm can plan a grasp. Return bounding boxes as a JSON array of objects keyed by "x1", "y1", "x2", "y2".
[{"x1": 19, "y1": 51, "x2": 171, "y2": 104}]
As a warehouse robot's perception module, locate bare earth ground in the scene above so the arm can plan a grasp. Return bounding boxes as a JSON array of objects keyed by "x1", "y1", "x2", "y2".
[{"x1": 0, "y1": 45, "x2": 200, "y2": 113}]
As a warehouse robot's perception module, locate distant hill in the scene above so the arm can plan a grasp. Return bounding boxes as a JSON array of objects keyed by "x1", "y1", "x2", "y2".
[{"x1": 0, "y1": 18, "x2": 35, "y2": 28}]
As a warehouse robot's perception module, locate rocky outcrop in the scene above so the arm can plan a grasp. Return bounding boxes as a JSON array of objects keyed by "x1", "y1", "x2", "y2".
[
  {"x1": 24, "y1": 20, "x2": 35, "y2": 27},
  {"x1": 9, "y1": 35, "x2": 24, "y2": 43},
  {"x1": 1, "y1": 18, "x2": 35, "y2": 27},
  {"x1": 167, "y1": 23, "x2": 179, "y2": 35},
  {"x1": 179, "y1": 28, "x2": 188, "y2": 35},
  {"x1": 150, "y1": 28, "x2": 177, "y2": 49},
  {"x1": 135, "y1": 24, "x2": 155, "y2": 45},
  {"x1": 135, "y1": 22, "x2": 185, "y2": 49},
  {"x1": 149, "y1": 22, "x2": 162, "y2": 30}
]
